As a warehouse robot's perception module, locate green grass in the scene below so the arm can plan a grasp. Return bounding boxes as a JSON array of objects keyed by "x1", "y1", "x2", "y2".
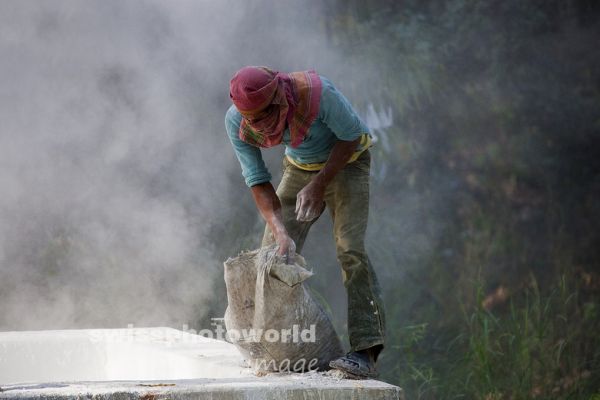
[{"x1": 379, "y1": 270, "x2": 600, "y2": 400}]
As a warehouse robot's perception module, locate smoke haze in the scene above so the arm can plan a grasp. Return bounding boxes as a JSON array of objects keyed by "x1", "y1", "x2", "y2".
[{"x1": 0, "y1": 0, "x2": 353, "y2": 330}]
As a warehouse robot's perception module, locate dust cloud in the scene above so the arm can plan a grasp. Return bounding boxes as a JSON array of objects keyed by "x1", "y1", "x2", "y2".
[{"x1": 0, "y1": 0, "x2": 349, "y2": 330}]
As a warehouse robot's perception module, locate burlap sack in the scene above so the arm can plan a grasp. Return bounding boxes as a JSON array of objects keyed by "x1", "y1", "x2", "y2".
[{"x1": 223, "y1": 245, "x2": 343, "y2": 373}]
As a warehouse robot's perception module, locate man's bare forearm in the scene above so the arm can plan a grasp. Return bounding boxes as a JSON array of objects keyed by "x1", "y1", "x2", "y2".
[
  {"x1": 313, "y1": 137, "x2": 361, "y2": 187},
  {"x1": 250, "y1": 182, "x2": 295, "y2": 257},
  {"x1": 295, "y1": 137, "x2": 360, "y2": 221},
  {"x1": 250, "y1": 182, "x2": 286, "y2": 237}
]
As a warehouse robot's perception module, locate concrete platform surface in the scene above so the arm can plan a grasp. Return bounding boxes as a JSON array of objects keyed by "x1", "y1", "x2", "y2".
[{"x1": 0, "y1": 327, "x2": 403, "y2": 399}]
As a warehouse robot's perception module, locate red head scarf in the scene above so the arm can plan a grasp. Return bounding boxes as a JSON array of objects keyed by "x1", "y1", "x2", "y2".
[{"x1": 229, "y1": 66, "x2": 322, "y2": 148}]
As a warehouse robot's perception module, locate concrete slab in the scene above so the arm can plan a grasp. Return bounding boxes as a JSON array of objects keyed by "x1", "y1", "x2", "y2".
[{"x1": 0, "y1": 327, "x2": 403, "y2": 399}]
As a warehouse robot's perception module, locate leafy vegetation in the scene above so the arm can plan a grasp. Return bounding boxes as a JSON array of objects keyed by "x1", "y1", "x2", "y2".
[{"x1": 307, "y1": 1, "x2": 600, "y2": 398}]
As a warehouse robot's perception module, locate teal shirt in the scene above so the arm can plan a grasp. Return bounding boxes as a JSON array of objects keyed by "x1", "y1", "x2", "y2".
[{"x1": 225, "y1": 76, "x2": 370, "y2": 187}]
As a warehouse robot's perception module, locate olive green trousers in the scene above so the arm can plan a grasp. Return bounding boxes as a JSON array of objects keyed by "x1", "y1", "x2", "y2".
[{"x1": 261, "y1": 150, "x2": 386, "y2": 354}]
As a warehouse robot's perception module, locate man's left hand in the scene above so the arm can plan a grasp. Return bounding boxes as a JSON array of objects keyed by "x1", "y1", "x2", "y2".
[{"x1": 295, "y1": 180, "x2": 326, "y2": 221}]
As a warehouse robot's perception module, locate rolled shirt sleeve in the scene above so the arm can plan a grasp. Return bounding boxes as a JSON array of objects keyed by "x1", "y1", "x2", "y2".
[{"x1": 225, "y1": 105, "x2": 272, "y2": 187}]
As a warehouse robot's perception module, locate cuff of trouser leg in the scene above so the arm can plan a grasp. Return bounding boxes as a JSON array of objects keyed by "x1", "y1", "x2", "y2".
[{"x1": 350, "y1": 338, "x2": 385, "y2": 353}]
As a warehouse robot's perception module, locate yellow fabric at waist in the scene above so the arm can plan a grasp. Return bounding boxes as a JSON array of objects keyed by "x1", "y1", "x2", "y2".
[{"x1": 285, "y1": 134, "x2": 372, "y2": 171}]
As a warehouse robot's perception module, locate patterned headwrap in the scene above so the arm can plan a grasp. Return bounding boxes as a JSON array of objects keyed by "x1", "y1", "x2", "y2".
[{"x1": 229, "y1": 66, "x2": 322, "y2": 148}]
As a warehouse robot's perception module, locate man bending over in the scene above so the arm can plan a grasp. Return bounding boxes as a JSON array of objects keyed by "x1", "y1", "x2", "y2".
[{"x1": 225, "y1": 66, "x2": 386, "y2": 378}]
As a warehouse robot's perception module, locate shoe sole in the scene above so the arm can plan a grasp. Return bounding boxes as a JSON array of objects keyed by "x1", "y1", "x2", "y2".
[{"x1": 328, "y1": 360, "x2": 379, "y2": 379}]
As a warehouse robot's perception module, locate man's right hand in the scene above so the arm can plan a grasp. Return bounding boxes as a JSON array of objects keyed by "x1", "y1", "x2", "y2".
[
  {"x1": 250, "y1": 182, "x2": 296, "y2": 264},
  {"x1": 275, "y1": 232, "x2": 296, "y2": 264}
]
